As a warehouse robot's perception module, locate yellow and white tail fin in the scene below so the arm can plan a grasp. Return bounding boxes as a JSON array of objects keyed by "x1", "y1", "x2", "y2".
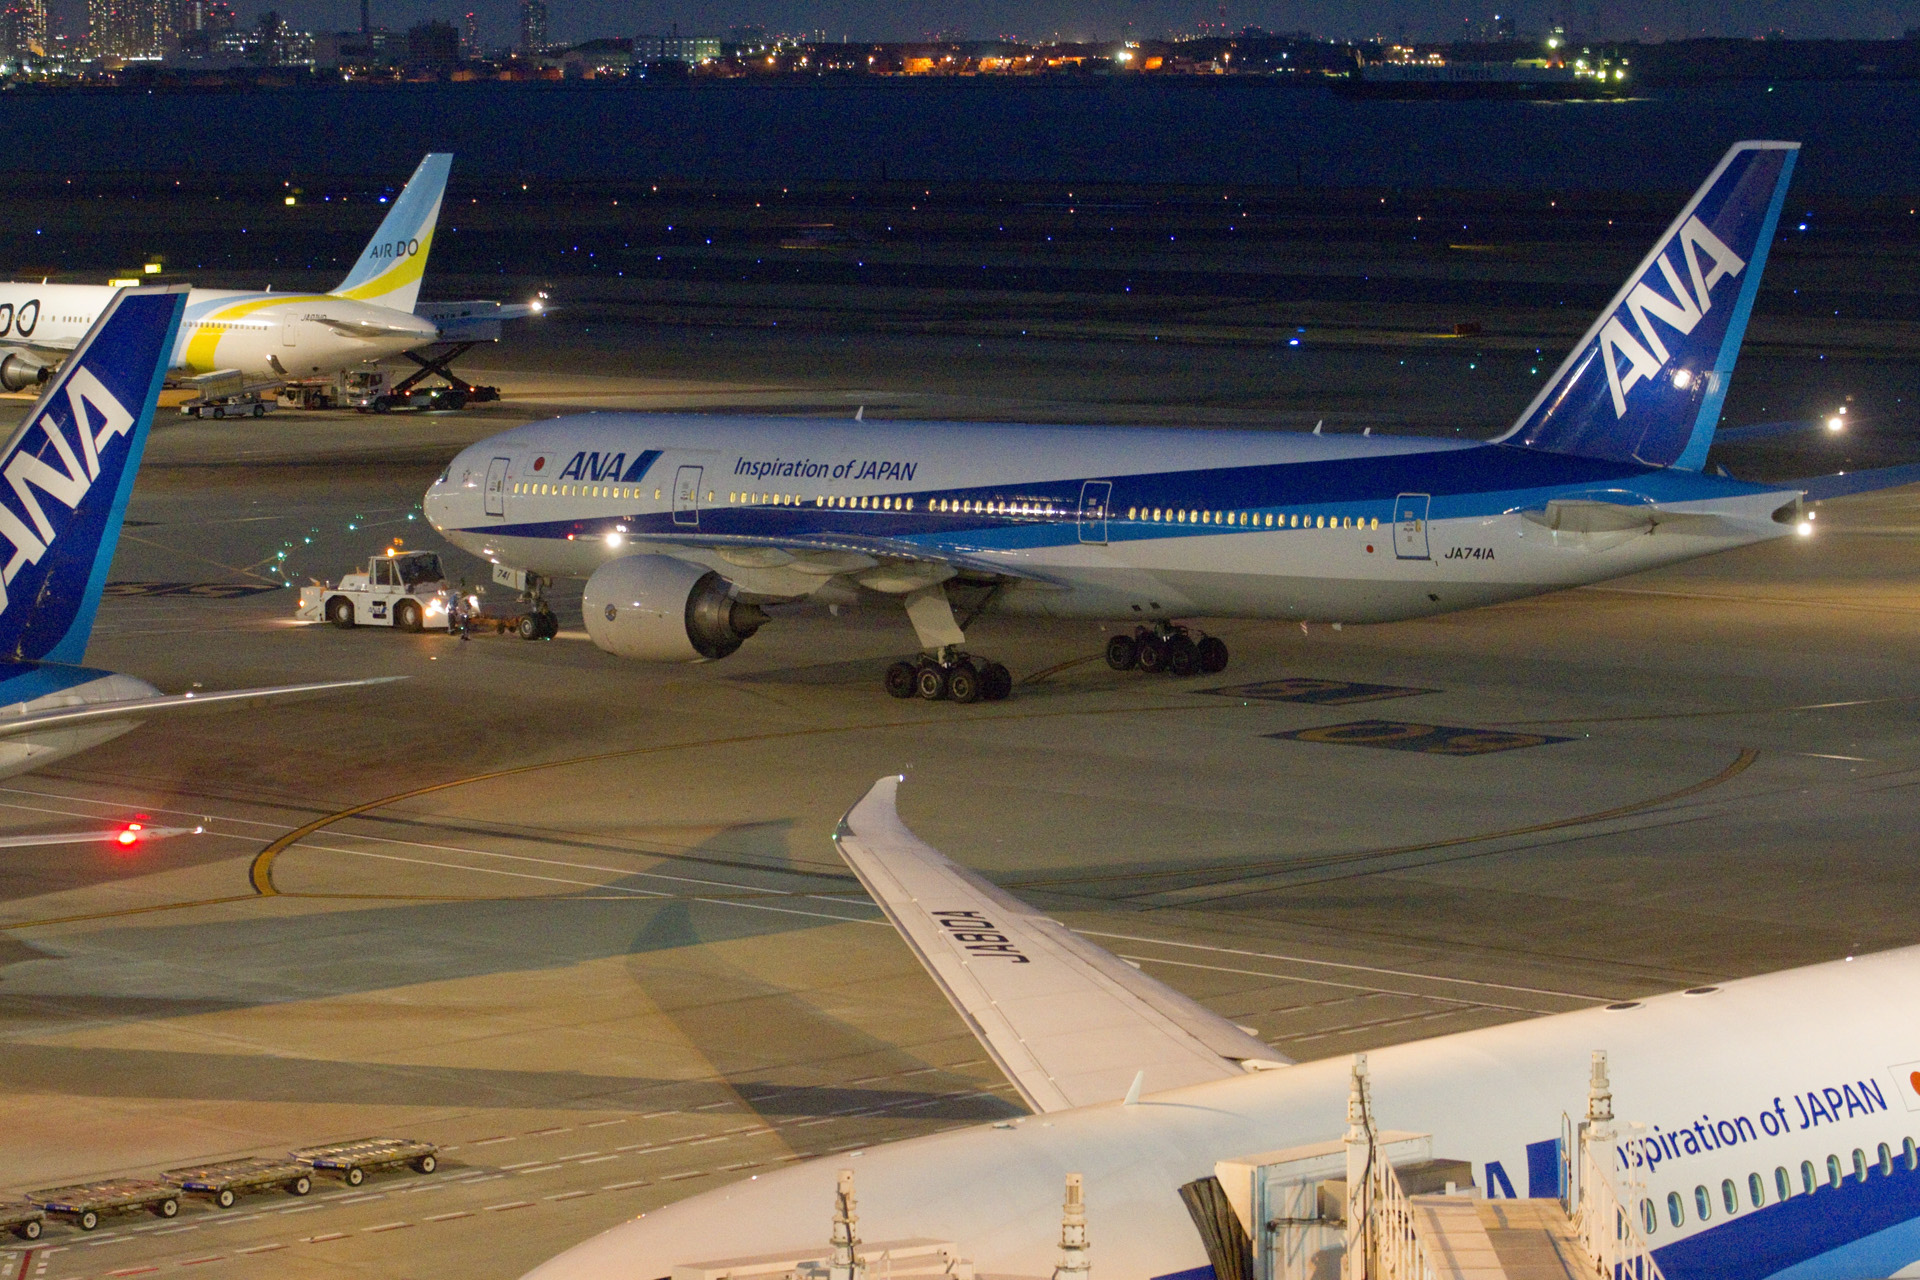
[{"x1": 329, "y1": 152, "x2": 452, "y2": 313}]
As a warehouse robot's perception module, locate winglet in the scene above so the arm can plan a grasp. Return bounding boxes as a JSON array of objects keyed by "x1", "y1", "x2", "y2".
[
  {"x1": 0, "y1": 285, "x2": 187, "y2": 666},
  {"x1": 834, "y1": 776, "x2": 1287, "y2": 1114},
  {"x1": 330, "y1": 153, "x2": 453, "y2": 312}
]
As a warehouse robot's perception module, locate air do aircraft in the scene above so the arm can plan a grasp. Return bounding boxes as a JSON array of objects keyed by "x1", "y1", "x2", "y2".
[
  {"x1": 0, "y1": 284, "x2": 388, "y2": 799},
  {"x1": 0, "y1": 154, "x2": 454, "y2": 392},
  {"x1": 426, "y1": 142, "x2": 1833, "y2": 703},
  {"x1": 525, "y1": 775, "x2": 1920, "y2": 1280}
]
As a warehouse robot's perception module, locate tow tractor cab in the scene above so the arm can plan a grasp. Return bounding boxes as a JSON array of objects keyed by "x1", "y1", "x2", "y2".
[{"x1": 299, "y1": 550, "x2": 452, "y2": 631}]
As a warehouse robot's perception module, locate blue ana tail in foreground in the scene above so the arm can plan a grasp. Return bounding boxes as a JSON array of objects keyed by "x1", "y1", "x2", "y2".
[
  {"x1": 0, "y1": 285, "x2": 186, "y2": 666},
  {"x1": 1495, "y1": 140, "x2": 1799, "y2": 471}
]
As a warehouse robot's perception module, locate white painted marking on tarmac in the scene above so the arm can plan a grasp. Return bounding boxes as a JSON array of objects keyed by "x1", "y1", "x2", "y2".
[
  {"x1": 601, "y1": 1180, "x2": 649, "y2": 1192},
  {"x1": 499, "y1": 1161, "x2": 545, "y2": 1171},
  {"x1": 545, "y1": 1192, "x2": 592, "y2": 1202},
  {"x1": 151, "y1": 1226, "x2": 199, "y2": 1235},
  {"x1": 279, "y1": 1205, "x2": 324, "y2": 1215},
  {"x1": 470, "y1": 1137, "x2": 514, "y2": 1146},
  {"x1": 556, "y1": 1151, "x2": 599, "y2": 1161},
  {"x1": 363, "y1": 1222, "x2": 412, "y2": 1233},
  {"x1": 661, "y1": 1172, "x2": 704, "y2": 1182},
  {"x1": 485, "y1": 1202, "x2": 534, "y2": 1213},
  {"x1": 237, "y1": 1244, "x2": 287, "y2": 1255},
  {"x1": 303, "y1": 1232, "x2": 348, "y2": 1243},
  {"x1": 582, "y1": 1118, "x2": 628, "y2": 1128},
  {"x1": 336, "y1": 1194, "x2": 384, "y2": 1204},
  {"x1": 517, "y1": 1165, "x2": 563, "y2": 1175},
  {"x1": 576, "y1": 1155, "x2": 619, "y2": 1165},
  {"x1": 423, "y1": 1212, "x2": 472, "y2": 1223}
]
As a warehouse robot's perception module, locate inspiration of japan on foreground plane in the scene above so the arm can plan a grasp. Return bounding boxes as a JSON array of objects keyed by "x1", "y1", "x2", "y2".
[
  {"x1": 427, "y1": 141, "x2": 1849, "y2": 703},
  {"x1": 525, "y1": 776, "x2": 1920, "y2": 1280}
]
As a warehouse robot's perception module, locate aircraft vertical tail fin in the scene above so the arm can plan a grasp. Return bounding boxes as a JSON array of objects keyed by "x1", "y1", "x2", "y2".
[
  {"x1": 328, "y1": 152, "x2": 452, "y2": 313},
  {"x1": 1494, "y1": 141, "x2": 1799, "y2": 470},
  {"x1": 0, "y1": 285, "x2": 187, "y2": 665}
]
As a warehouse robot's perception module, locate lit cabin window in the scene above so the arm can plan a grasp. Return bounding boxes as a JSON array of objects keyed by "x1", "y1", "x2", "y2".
[
  {"x1": 706, "y1": 490, "x2": 714, "y2": 501},
  {"x1": 1881, "y1": 1144, "x2": 1895, "y2": 1177},
  {"x1": 1853, "y1": 1150, "x2": 1869, "y2": 1183},
  {"x1": 1801, "y1": 1161, "x2": 1816, "y2": 1194},
  {"x1": 654, "y1": 488, "x2": 663, "y2": 500},
  {"x1": 1906, "y1": 1138, "x2": 1917, "y2": 1171},
  {"x1": 906, "y1": 498, "x2": 914, "y2": 511}
]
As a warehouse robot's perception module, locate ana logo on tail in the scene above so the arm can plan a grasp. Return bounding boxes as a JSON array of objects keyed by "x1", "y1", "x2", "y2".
[
  {"x1": 1599, "y1": 215, "x2": 1746, "y2": 418},
  {"x1": 0, "y1": 368, "x2": 134, "y2": 615}
]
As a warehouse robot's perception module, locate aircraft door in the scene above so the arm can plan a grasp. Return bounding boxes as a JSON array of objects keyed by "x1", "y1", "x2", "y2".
[
  {"x1": 281, "y1": 318, "x2": 298, "y2": 347},
  {"x1": 1078, "y1": 480, "x2": 1113, "y2": 545},
  {"x1": 673, "y1": 465, "x2": 704, "y2": 527},
  {"x1": 484, "y1": 456, "x2": 510, "y2": 517},
  {"x1": 1394, "y1": 493, "x2": 1431, "y2": 560}
]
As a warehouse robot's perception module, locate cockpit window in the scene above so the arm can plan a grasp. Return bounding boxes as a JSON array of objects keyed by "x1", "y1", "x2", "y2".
[
  {"x1": 437, "y1": 466, "x2": 450, "y2": 485},
  {"x1": 398, "y1": 553, "x2": 444, "y2": 586}
]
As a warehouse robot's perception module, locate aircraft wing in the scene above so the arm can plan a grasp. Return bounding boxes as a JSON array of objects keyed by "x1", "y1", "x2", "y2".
[
  {"x1": 0, "y1": 676, "x2": 402, "y2": 739},
  {"x1": 834, "y1": 776, "x2": 1287, "y2": 1115},
  {"x1": 0, "y1": 825, "x2": 197, "y2": 849},
  {"x1": 622, "y1": 529, "x2": 1061, "y2": 587}
]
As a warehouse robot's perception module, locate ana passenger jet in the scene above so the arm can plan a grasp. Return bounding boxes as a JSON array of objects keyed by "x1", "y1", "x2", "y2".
[
  {"x1": 525, "y1": 775, "x2": 1920, "y2": 1280},
  {"x1": 427, "y1": 141, "x2": 1810, "y2": 703}
]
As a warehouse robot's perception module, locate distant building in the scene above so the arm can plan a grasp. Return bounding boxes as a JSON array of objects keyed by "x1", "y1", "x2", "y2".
[
  {"x1": 0, "y1": 0, "x2": 45, "y2": 56},
  {"x1": 635, "y1": 30, "x2": 716, "y2": 62},
  {"x1": 90, "y1": 0, "x2": 170, "y2": 57},
  {"x1": 517, "y1": 0, "x2": 544, "y2": 51},
  {"x1": 407, "y1": 18, "x2": 456, "y2": 65},
  {"x1": 460, "y1": 8, "x2": 474, "y2": 55}
]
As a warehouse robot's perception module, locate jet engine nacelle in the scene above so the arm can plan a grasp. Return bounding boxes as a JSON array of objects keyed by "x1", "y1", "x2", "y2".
[
  {"x1": 0, "y1": 353, "x2": 52, "y2": 392},
  {"x1": 582, "y1": 554, "x2": 767, "y2": 662}
]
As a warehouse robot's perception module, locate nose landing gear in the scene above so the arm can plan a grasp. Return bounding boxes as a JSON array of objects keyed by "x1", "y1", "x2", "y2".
[{"x1": 1106, "y1": 625, "x2": 1229, "y2": 677}]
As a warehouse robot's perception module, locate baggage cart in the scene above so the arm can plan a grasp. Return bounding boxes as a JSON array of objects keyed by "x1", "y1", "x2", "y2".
[
  {"x1": 164, "y1": 1157, "x2": 314, "y2": 1208},
  {"x1": 289, "y1": 1138, "x2": 438, "y2": 1187},
  {"x1": 0, "y1": 1200, "x2": 44, "y2": 1239},
  {"x1": 30, "y1": 1179, "x2": 180, "y2": 1231}
]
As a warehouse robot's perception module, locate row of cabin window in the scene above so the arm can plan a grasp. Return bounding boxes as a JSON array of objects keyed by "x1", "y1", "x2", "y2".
[
  {"x1": 1127, "y1": 507, "x2": 1380, "y2": 530},
  {"x1": 514, "y1": 482, "x2": 670, "y2": 500},
  {"x1": 1639, "y1": 1138, "x2": 1919, "y2": 1235}
]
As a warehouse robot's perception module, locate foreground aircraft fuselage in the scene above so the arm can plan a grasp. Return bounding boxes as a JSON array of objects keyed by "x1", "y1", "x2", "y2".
[
  {"x1": 527, "y1": 947, "x2": 1920, "y2": 1280},
  {"x1": 427, "y1": 142, "x2": 1807, "y2": 690}
]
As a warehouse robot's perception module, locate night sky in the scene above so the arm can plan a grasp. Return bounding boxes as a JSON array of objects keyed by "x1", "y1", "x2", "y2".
[{"x1": 55, "y1": 0, "x2": 1920, "y2": 58}]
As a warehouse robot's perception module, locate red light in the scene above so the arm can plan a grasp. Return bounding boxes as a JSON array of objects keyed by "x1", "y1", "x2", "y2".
[{"x1": 116, "y1": 829, "x2": 138, "y2": 846}]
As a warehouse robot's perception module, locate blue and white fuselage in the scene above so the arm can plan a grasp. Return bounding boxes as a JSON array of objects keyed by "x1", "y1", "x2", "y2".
[{"x1": 427, "y1": 417, "x2": 1799, "y2": 626}]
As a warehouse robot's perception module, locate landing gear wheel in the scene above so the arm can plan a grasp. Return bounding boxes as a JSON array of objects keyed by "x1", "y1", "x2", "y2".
[
  {"x1": 326, "y1": 597, "x2": 355, "y2": 629},
  {"x1": 980, "y1": 662, "x2": 1012, "y2": 701},
  {"x1": 884, "y1": 661, "x2": 917, "y2": 699},
  {"x1": 1166, "y1": 634, "x2": 1199, "y2": 677},
  {"x1": 915, "y1": 663, "x2": 949, "y2": 701},
  {"x1": 540, "y1": 610, "x2": 560, "y2": 639},
  {"x1": 212, "y1": 405, "x2": 226, "y2": 420},
  {"x1": 396, "y1": 600, "x2": 423, "y2": 633},
  {"x1": 442, "y1": 392, "x2": 467, "y2": 411},
  {"x1": 1105, "y1": 635, "x2": 1138, "y2": 671},
  {"x1": 517, "y1": 613, "x2": 541, "y2": 640},
  {"x1": 215, "y1": 1188, "x2": 236, "y2": 1209},
  {"x1": 1197, "y1": 636, "x2": 1229, "y2": 674},
  {"x1": 947, "y1": 662, "x2": 982, "y2": 704},
  {"x1": 1135, "y1": 633, "x2": 1168, "y2": 673},
  {"x1": 345, "y1": 1167, "x2": 365, "y2": 1187}
]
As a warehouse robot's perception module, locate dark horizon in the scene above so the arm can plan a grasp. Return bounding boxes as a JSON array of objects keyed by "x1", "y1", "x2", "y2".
[{"x1": 36, "y1": 0, "x2": 1920, "y2": 60}]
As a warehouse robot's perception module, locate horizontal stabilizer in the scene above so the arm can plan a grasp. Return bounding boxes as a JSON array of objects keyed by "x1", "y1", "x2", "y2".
[
  {"x1": 834, "y1": 776, "x2": 1286, "y2": 1114},
  {"x1": 0, "y1": 676, "x2": 402, "y2": 740},
  {"x1": 1520, "y1": 498, "x2": 1736, "y2": 536},
  {"x1": 1797, "y1": 463, "x2": 1920, "y2": 502}
]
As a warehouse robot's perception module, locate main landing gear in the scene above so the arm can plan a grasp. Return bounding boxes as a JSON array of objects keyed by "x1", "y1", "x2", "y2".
[
  {"x1": 1105, "y1": 625, "x2": 1229, "y2": 678},
  {"x1": 885, "y1": 651, "x2": 1012, "y2": 704}
]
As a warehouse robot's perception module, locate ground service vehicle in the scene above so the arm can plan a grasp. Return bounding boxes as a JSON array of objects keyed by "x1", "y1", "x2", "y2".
[
  {"x1": 164, "y1": 1157, "x2": 313, "y2": 1207},
  {"x1": 291, "y1": 1138, "x2": 439, "y2": 1185},
  {"x1": 299, "y1": 550, "x2": 451, "y2": 631}
]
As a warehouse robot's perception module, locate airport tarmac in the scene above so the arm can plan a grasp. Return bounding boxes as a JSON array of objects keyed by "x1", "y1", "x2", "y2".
[{"x1": 0, "y1": 342, "x2": 1919, "y2": 1280}]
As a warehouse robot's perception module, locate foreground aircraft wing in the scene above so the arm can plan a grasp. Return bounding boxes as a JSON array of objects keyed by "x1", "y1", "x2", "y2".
[
  {"x1": 1793, "y1": 464, "x2": 1920, "y2": 501},
  {"x1": 835, "y1": 776, "x2": 1286, "y2": 1114},
  {"x1": 0, "y1": 677, "x2": 403, "y2": 739}
]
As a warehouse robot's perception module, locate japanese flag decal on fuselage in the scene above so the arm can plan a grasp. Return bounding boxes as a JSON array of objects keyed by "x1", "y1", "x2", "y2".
[
  {"x1": 1495, "y1": 141, "x2": 1799, "y2": 471},
  {"x1": 0, "y1": 286, "x2": 186, "y2": 666}
]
